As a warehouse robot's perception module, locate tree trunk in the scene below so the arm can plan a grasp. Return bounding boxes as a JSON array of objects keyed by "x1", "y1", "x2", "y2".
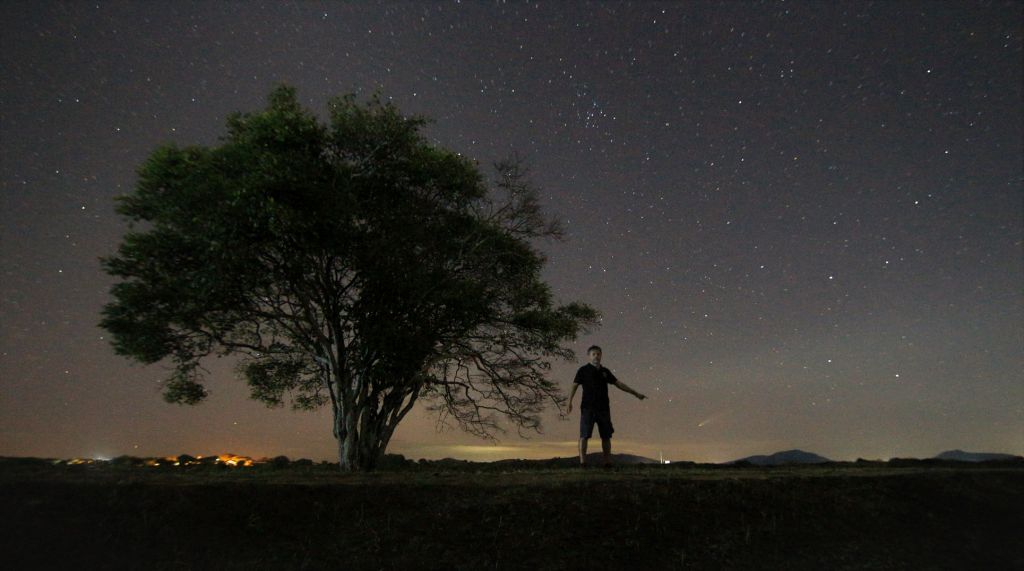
[
  {"x1": 335, "y1": 406, "x2": 381, "y2": 471},
  {"x1": 333, "y1": 378, "x2": 421, "y2": 472},
  {"x1": 336, "y1": 406, "x2": 418, "y2": 470},
  {"x1": 336, "y1": 397, "x2": 394, "y2": 471}
]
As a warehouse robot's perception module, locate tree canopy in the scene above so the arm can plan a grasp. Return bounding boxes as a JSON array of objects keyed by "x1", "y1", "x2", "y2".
[{"x1": 100, "y1": 84, "x2": 599, "y2": 470}]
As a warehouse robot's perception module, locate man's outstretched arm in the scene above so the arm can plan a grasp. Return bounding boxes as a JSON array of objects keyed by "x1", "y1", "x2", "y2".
[
  {"x1": 567, "y1": 383, "x2": 579, "y2": 413},
  {"x1": 614, "y1": 380, "x2": 647, "y2": 400}
]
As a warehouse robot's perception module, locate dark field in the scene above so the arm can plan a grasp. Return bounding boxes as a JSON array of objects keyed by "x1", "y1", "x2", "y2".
[{"x1": 2, "y1": 458, "x2": 1022, "y2": 570}]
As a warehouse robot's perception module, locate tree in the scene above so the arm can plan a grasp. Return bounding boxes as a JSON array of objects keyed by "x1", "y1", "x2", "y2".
[{"x1": 99, "y1": 84, "x2": 599, "y2": 471}]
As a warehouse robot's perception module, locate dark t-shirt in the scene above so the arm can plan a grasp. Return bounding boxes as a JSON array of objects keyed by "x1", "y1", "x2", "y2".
[{"x1": 573, "y1": 363, "x2": 618, "y2": 412}]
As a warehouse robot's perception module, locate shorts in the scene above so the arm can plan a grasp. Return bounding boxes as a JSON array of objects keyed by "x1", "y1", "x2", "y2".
[{"x1": 580, "y1": 408, "x2": 614, "y2": 439}]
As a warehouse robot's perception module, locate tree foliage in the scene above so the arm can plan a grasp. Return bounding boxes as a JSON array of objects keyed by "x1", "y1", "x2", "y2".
[{"x1": 100, "y1": 84, "x2": 599, "y2": 470}]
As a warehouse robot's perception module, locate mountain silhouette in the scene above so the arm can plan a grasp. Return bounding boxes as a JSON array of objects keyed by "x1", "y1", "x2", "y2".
[
  {"x1": 933, "y1": 450, "x2": 1022, "y2": 462},
  {"x1": 730, "y1": 449, "x2": 831, "y2": 466}
]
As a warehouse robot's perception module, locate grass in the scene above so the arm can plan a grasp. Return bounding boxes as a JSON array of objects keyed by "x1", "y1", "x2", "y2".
[{"x1": 2, "y1": 458, "x2": 1021, "y2": 570}]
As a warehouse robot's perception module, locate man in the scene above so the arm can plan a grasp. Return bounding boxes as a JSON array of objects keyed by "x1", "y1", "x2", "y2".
[{"x1": 567, "y1": 345, "x2": 646, "y2": 467}]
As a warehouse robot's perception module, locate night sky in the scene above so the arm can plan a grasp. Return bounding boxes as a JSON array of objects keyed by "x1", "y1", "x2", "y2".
[{"x1": 2, "y1": 1, "x2": 1021, "y2": 463}]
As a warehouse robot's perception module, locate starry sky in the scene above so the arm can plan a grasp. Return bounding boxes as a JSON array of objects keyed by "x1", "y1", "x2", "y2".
[{"x1": 1, "y1": 1, "x2": 1021, "y2": 464}]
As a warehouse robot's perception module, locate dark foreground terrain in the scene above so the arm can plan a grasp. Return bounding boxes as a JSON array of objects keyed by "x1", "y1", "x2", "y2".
[{"x1": 2, "y1": 458, "x2": 1021, "y2": 570}]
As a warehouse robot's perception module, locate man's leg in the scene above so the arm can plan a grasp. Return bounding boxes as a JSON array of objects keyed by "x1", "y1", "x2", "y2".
[
  {"x1": 596, "y1": 410, "x2": 614, "y2": 466},
  {"x1": 579, "y1": 408, "x2": 595, "y2": 466}
]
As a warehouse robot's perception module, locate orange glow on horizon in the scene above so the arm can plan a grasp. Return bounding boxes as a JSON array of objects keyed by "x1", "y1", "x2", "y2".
[{"x1": 216, "y1": 453, "x2": 255, "y2": 467}]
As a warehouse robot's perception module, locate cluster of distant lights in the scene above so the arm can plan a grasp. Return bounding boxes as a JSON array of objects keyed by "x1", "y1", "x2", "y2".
[{"x1": 63, "y1": 454, "x2": 257, "y2": 467}]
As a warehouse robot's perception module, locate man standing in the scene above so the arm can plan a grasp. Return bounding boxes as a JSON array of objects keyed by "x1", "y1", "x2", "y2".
[{"x1": 567, "y1": 345, "x2": 646, "y2": 467}]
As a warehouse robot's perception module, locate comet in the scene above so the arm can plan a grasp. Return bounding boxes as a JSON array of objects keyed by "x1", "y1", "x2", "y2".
[{"x1": 697, "y1": 411, "x2": 728, "y2": 428}]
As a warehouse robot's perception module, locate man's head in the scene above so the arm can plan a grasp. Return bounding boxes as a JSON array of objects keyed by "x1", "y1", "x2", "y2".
[{"x1": 587, "y1": 345, "x2": 602, "y2": 366}]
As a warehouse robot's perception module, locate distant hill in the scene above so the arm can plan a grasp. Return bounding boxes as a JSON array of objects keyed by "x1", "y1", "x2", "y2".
[
  {"x1": 730, "y1": 449, "x2": 831, "y2": 466},
  {"x1": 933, "y1": 450, "x2": 1022, "y2": 462}
]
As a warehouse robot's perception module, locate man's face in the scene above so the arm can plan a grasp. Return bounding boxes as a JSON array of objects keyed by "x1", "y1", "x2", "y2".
[{"x1": 588, "y1": 349, "x2": 602, "y2": 366}]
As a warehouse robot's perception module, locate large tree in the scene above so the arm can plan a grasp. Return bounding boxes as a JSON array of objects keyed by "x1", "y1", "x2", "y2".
[{"x1": 100, "y1": 84, "x2": 599, "y2": 471}]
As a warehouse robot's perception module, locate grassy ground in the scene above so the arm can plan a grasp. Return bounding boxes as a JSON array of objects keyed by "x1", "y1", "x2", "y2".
[{"x1": 2, "y1": 459, "x2": 1021, "y2": 570}]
